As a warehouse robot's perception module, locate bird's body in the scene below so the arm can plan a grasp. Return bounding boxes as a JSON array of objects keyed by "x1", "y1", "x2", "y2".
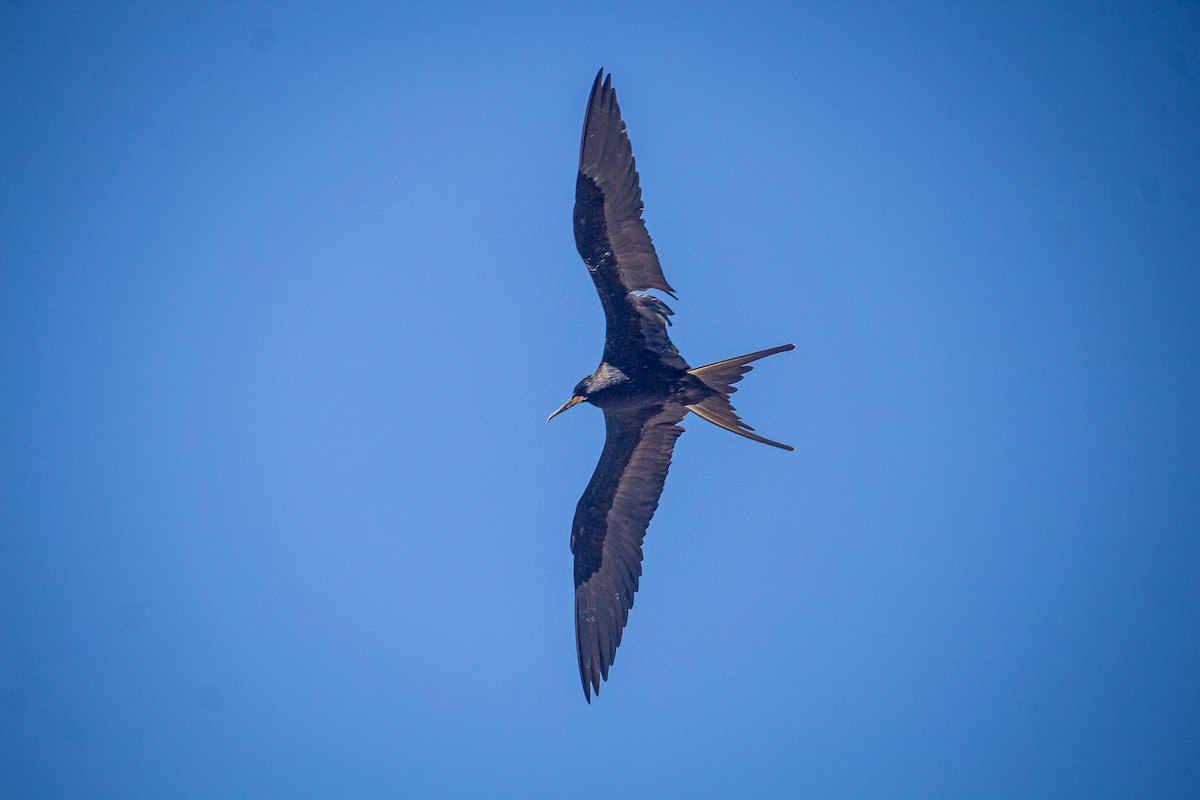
[
  {"x1": 551, "y1": 70, "x2": 794, "y2": 702},
  {"x1": 573, "y1": 362, "x2": 709, "y2": 410}
]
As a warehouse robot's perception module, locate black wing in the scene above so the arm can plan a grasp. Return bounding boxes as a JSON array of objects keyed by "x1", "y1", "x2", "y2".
[
  {"x1": 574, "y1": 69, "x2": 688, "y2": 374},
  {"x1": 572, "y1": 401, "x2": 688, "y2": 702}
]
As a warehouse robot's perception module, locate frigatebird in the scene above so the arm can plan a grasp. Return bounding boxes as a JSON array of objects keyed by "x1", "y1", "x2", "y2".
[{"x1": 549, "y1": 70, "x2": 794, "y2": 702}]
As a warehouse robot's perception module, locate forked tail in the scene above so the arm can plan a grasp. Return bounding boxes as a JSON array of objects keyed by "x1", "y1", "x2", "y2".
[{"x1": 686, "y1": 344, "x2": 795, "y2": 451}]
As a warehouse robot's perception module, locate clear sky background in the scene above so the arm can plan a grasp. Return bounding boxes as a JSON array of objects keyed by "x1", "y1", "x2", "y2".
[{"x1": 2, "y1": 2, "x2": 1198, "y2": 797}]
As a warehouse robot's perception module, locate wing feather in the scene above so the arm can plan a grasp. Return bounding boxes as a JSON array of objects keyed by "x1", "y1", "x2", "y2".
[
  {"x1": 574, "y1": 69, "x2": 686, "y2": 373},
  {"x1": 571, "y1": 402, "x2": 688, "y2": 701}
]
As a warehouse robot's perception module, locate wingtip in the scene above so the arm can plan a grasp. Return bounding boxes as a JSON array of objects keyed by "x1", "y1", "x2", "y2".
[
  {"x1": 581, "y1": 69, "x2": 614, "y2": 167},
  {"x1": 581, "y1": 671, "x2": 597, "y2": 704},
  {"x1": 588, "y1": 68, "x2": 612, "y2": 99}
]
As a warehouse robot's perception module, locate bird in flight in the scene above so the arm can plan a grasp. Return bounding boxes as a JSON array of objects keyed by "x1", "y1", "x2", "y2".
[{"x1": 549, "y1": 69, "x2": 795, "y2": 702}]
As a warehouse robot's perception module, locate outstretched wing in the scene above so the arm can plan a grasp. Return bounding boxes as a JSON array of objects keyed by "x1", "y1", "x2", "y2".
[
  {"x1": 572, "y1": 401, "x2": 688, "y2": 702},
  {"x1": 574, "y1": 69, "x2": 688, "y2": 373}
]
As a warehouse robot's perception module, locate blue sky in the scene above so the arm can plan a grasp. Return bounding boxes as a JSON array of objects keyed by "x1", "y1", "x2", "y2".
[{"x1": 2, "y1": 1, "x2": 1198, "y2": 797}]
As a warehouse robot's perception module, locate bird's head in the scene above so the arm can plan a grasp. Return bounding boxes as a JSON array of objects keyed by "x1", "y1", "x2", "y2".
[
  {"x1": 547, "y1": 377, "x2": 591, "y2": 422},
  {"x1": 549, "y1": 366, "x2": 629, "y2": 422}
]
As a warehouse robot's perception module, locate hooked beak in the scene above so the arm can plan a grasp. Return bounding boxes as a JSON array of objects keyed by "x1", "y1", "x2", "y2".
[{"x1": 547, "y1": 395, "x2": 585, "y2": 422}]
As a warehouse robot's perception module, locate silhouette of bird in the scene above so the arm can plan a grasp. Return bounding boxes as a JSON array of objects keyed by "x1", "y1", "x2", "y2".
[{"x1": 549, "y1": 69, "x2": 794, "y2": 702}]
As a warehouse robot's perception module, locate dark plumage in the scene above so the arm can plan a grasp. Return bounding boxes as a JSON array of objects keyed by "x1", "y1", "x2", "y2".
[{"x1": 550, "y1": 70, "x2": 794, "y2": 702}]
